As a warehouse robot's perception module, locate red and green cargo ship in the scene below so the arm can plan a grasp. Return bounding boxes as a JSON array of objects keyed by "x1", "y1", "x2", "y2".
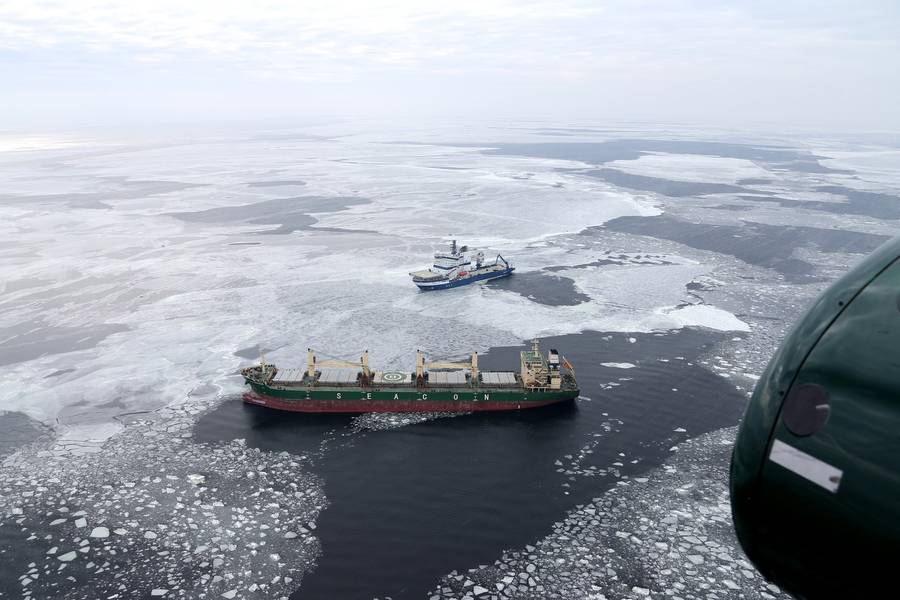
[{"x1": 240, "y1": 340, "x2": 579, "y2": 413}]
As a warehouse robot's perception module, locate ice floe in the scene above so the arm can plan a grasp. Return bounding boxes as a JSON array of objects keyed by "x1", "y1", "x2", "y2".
[
  {"x1": 657, "y1": 304, "x2": 750, "y2": 332},
  {"x1": 606, "y1": 153, "x2": 772, "y2": 185}
]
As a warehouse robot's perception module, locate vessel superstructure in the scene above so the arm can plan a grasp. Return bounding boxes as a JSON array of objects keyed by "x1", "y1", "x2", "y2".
[
  {"x1": 409, "y1": 240, "x2": 513, "y2": 290},
  {"x1": 240, "y1": 340, "x2": 578, "y2": 413}
]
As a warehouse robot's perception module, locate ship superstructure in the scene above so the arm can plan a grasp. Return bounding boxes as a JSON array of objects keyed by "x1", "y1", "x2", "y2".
[
  {"x1": 409, "y1": 240, "x2": 513, "y2": 290},
  {"x1": 240, "y1": 340, "x2": 577, "y2": 413}
]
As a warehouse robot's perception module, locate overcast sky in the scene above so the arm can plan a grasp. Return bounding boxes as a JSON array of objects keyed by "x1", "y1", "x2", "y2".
[{"x1": 2, "y1": 0, "x2": 899, "y2": 131}]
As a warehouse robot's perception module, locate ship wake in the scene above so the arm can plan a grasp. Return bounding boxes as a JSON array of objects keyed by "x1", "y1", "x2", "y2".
[{"x1": 350, "y1": 411, "x2": 471, "y2": 432}]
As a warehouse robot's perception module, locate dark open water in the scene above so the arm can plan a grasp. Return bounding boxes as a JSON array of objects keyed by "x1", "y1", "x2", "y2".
[{"x1": 194, "y1": 328, "x2": 748, "y2": 599}]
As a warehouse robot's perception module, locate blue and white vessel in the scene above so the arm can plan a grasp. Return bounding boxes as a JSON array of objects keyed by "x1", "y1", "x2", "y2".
[{"x1": 410, "y1": 240, "x2": 514, "y2": 290}]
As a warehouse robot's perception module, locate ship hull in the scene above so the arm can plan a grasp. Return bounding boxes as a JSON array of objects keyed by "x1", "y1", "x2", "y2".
[
  {"x1": 242, "y1": 381, "x2": 576, "y2": 413},
  {"x1": 414, "y1": 267, "x2": 514, "y2": 291}
]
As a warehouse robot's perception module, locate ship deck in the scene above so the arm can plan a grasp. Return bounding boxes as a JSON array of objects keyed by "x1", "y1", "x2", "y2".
[
  {"x1": 263, "y1": 373, "x2": 578, "y2": 393},
  {"x1": 409, "y1": 269, "x2": 446, "y2": 281}
]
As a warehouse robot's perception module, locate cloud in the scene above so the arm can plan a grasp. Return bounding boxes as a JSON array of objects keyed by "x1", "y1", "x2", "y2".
[
  {"x1": 1, "y1": 0, "x2": 898, "y2": 129},
  {"x1": 1, "y1": 1, "x2": 886, "y2": 75}
]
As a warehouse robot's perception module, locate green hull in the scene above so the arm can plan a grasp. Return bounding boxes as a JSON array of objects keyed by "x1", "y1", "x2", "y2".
[{"x1": 244, "y1": 381, "x2": 579, "y2": 413}]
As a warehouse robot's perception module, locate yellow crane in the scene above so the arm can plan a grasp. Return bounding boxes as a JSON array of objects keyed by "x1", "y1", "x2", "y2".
[
  {"x1": 415, "y1": 350, "x2": 478, "y2": 381},
  {"x1": 307, "y1": 348, "x2": 371, "y2": 379}
]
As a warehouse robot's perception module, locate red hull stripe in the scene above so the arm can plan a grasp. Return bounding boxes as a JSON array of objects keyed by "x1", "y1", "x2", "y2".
[{"x1": 242, "y1": 392, "x2": 571, "y2": 413}]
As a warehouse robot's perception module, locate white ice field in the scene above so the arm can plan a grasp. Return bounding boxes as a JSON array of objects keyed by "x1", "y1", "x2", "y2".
[{"x1": 0, "y1": 125, "x2": 770, "y2": 431}]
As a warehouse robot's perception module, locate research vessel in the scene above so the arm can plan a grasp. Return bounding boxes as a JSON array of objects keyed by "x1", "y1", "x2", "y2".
[
  {"x1": 409, "y1": 240, "x2": 513, "y2": 290},
  {"x1": 240, "y1": 340, "x2": 578, "y2": 413}
]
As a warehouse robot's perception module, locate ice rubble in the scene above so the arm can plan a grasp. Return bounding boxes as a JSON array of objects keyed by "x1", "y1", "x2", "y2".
[
  {"x1": 554, "y1": 418, "x2": 627, "y2": 494},
  {"x1": 429, "y1": 427, "x2": 791, "y2": 600},
  {"x1": 0, "y1": 400, "x2": 326, "y2": 600}
]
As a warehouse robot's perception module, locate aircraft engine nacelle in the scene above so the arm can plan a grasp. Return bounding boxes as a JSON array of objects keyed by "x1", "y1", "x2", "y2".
[{"x1": 731, "y1": 236, "x2": 900, "y2": 598}]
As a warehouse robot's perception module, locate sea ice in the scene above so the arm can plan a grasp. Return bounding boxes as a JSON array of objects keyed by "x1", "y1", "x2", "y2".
[
  {"x1": 657, "y1": 304, "x2": 750, "y2": 332},
  {"x1": 429, "y1": 427, "x2": 792, "y2": 600},
  {"x1": 0, "y1": 398, "x2": 326, "y2": 599},
  {"x1": 605, "y1": 153, "x2": 771, "y2": 185}
]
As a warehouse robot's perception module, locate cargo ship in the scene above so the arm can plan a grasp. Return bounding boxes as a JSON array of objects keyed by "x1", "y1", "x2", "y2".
[
  {"x1": 240, "y1": 340, "x2": 578, "y2": 413},
  {"x1": 409, "y1": 240, "x2": 513, "y2": 290}
]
